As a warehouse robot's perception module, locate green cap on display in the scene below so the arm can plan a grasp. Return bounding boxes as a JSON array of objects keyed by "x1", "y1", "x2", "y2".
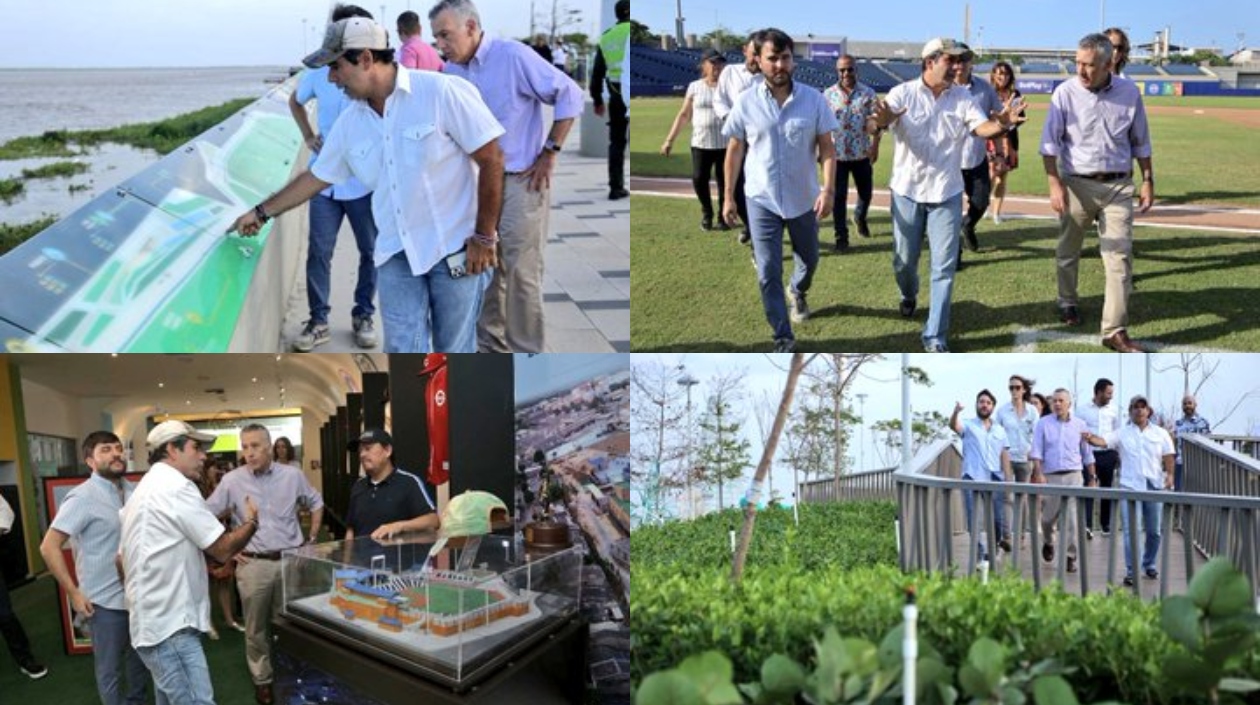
[{"x1": 440, "y1": 491, "x2": 508, "y2": 538}]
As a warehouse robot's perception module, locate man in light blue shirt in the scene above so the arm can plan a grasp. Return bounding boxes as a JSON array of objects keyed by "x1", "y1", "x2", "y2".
[
  {"x1": 288, "y1": 3, "x2": 380, "y2": 352},
  {"x1": 40, "y1": 431, "x2": 149, "y2": 704},
  {"x1": 1030, "y1": 389, "x2": 1098, "y2": 572},
  {"x1": 722, "y1": 28, "x2": 838, "y2": 353},
  {"x1": 431, "y1": 0, "x2": 585, "y2": 354},
  {"x1": 950, "y1": 390, "x2": 1012, "y2": 559}
]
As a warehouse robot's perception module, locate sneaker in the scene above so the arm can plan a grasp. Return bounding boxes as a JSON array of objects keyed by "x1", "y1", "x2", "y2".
[
  {"x1": 1144, "y1": 568, "x2": 1159, "y2": 580},
  {"x1": 773, "y1": 337, "x2": 797, "y2": 353},
  {"x1": 209, "y1": 627, "x2": 220, "y2": 641},
  {"x1": 856, "y1": 219, "x2": 871, "y2": 238},
  {"x1": 229, "y1": 621, "x2": 246, "y2": 633},
  {"x1": 1066, "y1": 556, "x2": 1078, "y2": 573},
  {"x1": 1086, "y1": 528, "x2": 1094, "y2": 541},
  {"x1": 924, "y1": 342, "x2": 949, "y2": 353},
  {"x1": 964, "y1": 224, "x2": 979, "y2": 252},
  {"x1": 992, "y1": 212, "x2": 1003, "y2": 225},
  {"x1": 899, "y1": 298, "x2": 916, "y2": 318},
  {"x1": 19, "y1": 658, "x2": 48, "y2": 680},
  {"x1": 293, "y1": 320, "x2": 331, "y2": 352},
  {"x1": 701, "y1": 216, "x2": 714, "y2": 231},
  {"x1": 352, "y1": 315, "x2": 378, "y2": 349},
  {"x1": 833, "y1": 239, "x2": 850, "y2": 254},
  {"x1": 1123, "y1": 575, "x2": 1135, "y2": 587},
  {"x1": 1042, "y1": 543, "x2": 1054, "y2": 562},
  {"x1": 787, "y1": 288, "x2": 810, "y2": 323},
  {"x1": 998, "y1": 537, "x2": 1012, "y2": 553},
  {"x1": 608, "y1": 187, "x2": 629, "y2": 200},
  {"x1": 1101, "y1": 529, "x2": 1111, "y2": 537},
  {"x1": 738, "y1": 230, "x2": 751, "y2": 245}
]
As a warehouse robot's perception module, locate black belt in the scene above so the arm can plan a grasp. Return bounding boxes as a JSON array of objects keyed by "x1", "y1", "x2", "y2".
[
  {"x1": 1073, "y1": 171, "x2": 1130, "y2": 182},
  {"x1": 242, "y1": 551, "x2": 283, "y2": 561}
]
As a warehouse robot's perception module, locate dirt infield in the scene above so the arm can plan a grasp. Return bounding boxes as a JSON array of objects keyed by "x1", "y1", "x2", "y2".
[
  {"x1": 630, "y1": 177, "x2": 1260, "y2": 233},
  {"x1": 1143, "y1": 104, "x2": 1260, "y2": 129}
]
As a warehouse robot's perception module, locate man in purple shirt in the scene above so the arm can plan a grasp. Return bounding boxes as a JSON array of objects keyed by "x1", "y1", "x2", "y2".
[
  {"x1": 431, "y1": 0, "x2": 585, "y2": 354},
  {"x1": 206, "y1": 424, "x2": 323, "y2": 705},
  {"x1": 396, "y1": 11, "x2": 444, "y2": 71},
  {"x1": 1041, "y1": 32, "x2": 1154, "y2": 353},
  {"x1": 1030, "y1": 388, "x2": 1098, "y2": 573}
]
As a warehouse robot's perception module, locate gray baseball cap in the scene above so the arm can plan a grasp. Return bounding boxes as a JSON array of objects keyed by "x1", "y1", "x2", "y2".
[{"x1": 303, "y1": 17, "x2": 389, "y2": 68}]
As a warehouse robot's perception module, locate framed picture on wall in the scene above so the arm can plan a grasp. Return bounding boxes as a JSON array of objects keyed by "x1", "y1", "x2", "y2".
[{"x1": 42, "y1": 473, "x2": 144, "y2": 656}]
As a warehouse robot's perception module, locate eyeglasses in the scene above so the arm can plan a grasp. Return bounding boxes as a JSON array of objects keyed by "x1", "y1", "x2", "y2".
[
  {"x1": 1008, "y1": 385, "x2": 1023, "y2": 391},
  {"x1": 837, "y1": 67, "x2": 855, "y2": 73}
]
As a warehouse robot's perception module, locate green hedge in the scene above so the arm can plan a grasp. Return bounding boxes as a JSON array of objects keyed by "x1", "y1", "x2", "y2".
[
  {"x1": 632, "y1": 502, "x2": 900, "y2": 575},
  {"x1": 632, "y1": 564, "x2": 1202, "y2": 703}
]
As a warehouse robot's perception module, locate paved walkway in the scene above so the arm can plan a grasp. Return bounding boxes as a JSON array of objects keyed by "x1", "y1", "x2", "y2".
[
  {"x1": 630, "y1": 177, "x2": 1260, "y2": 234},
  {"x1": 282, "y1": 138, "x2": 629, "y2": 353}
]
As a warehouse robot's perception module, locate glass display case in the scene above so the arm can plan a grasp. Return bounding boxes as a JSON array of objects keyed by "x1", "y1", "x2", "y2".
[{"x1": 280, "y1": 533, "x2": 581, "y2": 688}]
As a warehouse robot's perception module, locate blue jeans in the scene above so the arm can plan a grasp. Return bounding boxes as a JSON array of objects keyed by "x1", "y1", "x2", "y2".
[
  {"x1": 135, "y1": 628, "x2": 213, "y2": 705},
  {"x1": 1121, "y1": 483, "x2": 1163, "y2": 577},
  {"x1": 307, "y1": 193, "x2": 377, "y2": 324},
  {"x1": 748, "y1": 201, "x2": 819, "y2": 342},
  {"x1": 963, "y1": 472, "x2": 1008, "y2": 558},
  {"x1": 90, "y1": 605, "x2": 150, "y2": 705},
  {"x1": 377, "y1": 251, "x2": 490, "y2": 352},
  {"x1": 891, "y1": 191, "x2": 962, "y2": 349}
]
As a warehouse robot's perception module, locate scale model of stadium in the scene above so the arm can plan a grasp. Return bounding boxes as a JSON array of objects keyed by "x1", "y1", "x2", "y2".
[{"x1": 330, "y1": 568, "x2": 530, "y2": 636}]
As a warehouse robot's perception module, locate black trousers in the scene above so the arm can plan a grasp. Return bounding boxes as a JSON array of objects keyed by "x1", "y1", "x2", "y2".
[
  {"x1": 690, "y1": 147, "x2": 727, "y2": 219},
  {"x1": 832, "y1": 158, "x2": 873, "y2": 243},
  {"x1": 607, "y1": 89, "x2": 628, "y2": 191},
  {"x1": 1084, "y1": 449, "x2": 1118, "y2": 531},
  {"x1": 961, "y1": 161, "x2": 992, "y2": 230},
  {"x1": 0, "y1": 578, "x2": 35, "y2": 666},
  {"x1": 734, "y1": 154, "x2": 750, "y2": 231}
]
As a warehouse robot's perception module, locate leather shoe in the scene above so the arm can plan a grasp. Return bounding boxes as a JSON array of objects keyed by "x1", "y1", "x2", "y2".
[
  {"x1": 1102, "y1": 330, "x2": 1146, "y2": 353},
  {"x1": 899, "y1": 298, "x2": 916, "y2": 318},
  {"x1": 1066, "y1": 556, "x2": 1078, "y2": 573},
  {"x1": 1041, "y1": 543, "x2": 1054, "y2": 562},
  {"x1": 255, "y1": 683, "x2": 274, "y2": 705},
  {"x1": 1059, "y1": 305, "x2": 1081, "y2": 327},
  {"x1": 608, "y1": 187, "x2": 629, "y2": 200}
]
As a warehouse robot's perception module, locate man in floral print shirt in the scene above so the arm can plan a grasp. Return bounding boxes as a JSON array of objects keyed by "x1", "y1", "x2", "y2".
[{"x1": 822, "y1": 54, "x2": 881, "y2": 253}]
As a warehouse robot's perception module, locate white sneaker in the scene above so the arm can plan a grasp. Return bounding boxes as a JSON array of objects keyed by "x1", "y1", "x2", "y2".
[{"x1": 992, "y1": 212, "x2": 1004, "y2": 225}]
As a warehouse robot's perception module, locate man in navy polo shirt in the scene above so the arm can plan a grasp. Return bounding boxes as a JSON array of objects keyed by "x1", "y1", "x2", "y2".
[{"x1": 344, "y1": 429, "x2": 440, "y2": 541}]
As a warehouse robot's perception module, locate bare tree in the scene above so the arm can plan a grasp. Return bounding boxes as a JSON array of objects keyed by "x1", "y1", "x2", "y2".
[
  {"x1": 732, "y1": 353, "x2": 812, "y2": 582},
  {"x1": 630, "y1": 361, "x2": 687, "y2": 524},
  {"x1": 1154, "y1": 354, "x2": 1260, "y2": 428}
]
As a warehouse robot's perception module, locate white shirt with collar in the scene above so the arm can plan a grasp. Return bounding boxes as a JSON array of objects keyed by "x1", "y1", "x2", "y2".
[
  {"x1": 1077, "y1": 398, "x2": 1121, "y2": 438},
  {"x1": 1100, "y1": 422, "x2": 1174, "y2": 491},
  {"x1": 714, "y1": 63, "x2": 757, "y2": 120},
  {"x1": 312, "y1": 67, "x2": 506, "y2": 276},
  {"x1": 884, "y1": 79, "x2": 989, "y2": 203},
  {"x1": 119, "y1": 462, "x2": 225, "y2": 648}
]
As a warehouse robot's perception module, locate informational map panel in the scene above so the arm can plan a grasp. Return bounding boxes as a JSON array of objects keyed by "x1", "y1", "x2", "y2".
[{"x1": 0, "y1": 80, "x2": 302, "y2": 351}]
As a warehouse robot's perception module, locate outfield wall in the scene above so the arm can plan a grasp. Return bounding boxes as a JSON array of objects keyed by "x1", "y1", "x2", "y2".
[{"x1": 0, "y1": 78, "x2": 309, "y2": 352}]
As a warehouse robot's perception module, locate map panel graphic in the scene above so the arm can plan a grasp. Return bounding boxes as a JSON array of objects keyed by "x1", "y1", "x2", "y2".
[{"x1": 0, "y1": 80, "x2": 303, "y2": 352}]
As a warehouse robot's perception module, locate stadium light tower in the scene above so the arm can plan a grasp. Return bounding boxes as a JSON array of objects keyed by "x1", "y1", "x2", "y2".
[{"x1": 675, "y1": 0, "x2": 685, "y2": 47}]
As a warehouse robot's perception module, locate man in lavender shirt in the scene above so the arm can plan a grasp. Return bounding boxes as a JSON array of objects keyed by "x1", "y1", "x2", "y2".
[
  {"x1": 396, "y1": 11, "x2": 444, "y2": 71},
  {"x1": 431, "y1": 0, "x2": 584, "y2": 353},
  {"x1": 206, "y1": 424, "x2": 323, "y2": 705},
  {"x1": 1030, "y1": 389, "x2": 1098, "y2": 573},
  {"x1": 1041, "y1": 32, "x2": 1154, "y2": 353}
]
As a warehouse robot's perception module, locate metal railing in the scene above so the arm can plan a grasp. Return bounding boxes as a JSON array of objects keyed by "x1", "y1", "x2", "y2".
[
  {"x1": 798, "y1": 466, "x2": 898, "y2": 504},
  {"x1": 895, "y1": 436, "x2": 1260, "y2": 599}
]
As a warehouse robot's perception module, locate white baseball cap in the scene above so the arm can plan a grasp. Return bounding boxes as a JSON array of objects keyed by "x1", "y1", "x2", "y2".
[
  {"x1": 147, "y1": 420, "x2": 215, "y2": 451},
  {"x1": 303, "y1": 17, "x2": 389, "y2": 68}
]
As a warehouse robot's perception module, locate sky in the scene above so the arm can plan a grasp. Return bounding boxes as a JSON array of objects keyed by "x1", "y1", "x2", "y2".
[
  {"x1": 515, "y1": 353, "x2": 629, "y2": 405},
  {"x1": 634, "y1": 353, "x2": 1260, "y2": 513},
  {"x1": 636, "y1": 0, "x2": 1259, "y2": 55},
  {"x1": 0, "y1": 0, "x2": 610, "y2": 68}
]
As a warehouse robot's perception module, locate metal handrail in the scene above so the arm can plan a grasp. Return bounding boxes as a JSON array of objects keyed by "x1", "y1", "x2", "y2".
[
  {"x1": 798, "y1": 466, "x2": 898, "y2": 504},
  {"x1": 894, "y1": 437, "x2": 1260, "y2": 598}
]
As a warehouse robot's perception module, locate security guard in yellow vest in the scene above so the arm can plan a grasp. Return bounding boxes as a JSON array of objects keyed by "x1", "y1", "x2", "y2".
[{"x1": 591, "y1": 0, "x2": 631, "y2": 200}]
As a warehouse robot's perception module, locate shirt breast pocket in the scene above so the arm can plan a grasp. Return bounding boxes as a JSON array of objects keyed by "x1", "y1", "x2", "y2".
[
  {"x1": 347, "y1": 140, "x2": 381, "y2": 190},
  {"x1": 403, "y1": 124, "x2": 438, "y2": 167},
  {"x1": 783, "y1": 118, "x2": 811, "y2": 148}
]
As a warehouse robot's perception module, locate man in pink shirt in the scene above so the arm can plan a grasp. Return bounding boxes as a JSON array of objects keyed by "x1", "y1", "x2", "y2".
[{"x1": 397, "y1": 11, "x2": 444, "y2": 71}]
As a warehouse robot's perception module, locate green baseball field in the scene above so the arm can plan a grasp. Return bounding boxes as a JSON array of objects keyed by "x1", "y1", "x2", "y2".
[{"x1": 630, "y1": 94, "x2": 1260, "y2": 352}]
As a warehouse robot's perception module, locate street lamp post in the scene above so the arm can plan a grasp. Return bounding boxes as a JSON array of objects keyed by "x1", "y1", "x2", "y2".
[
  {"x1": 677, "y1": 367, "x2": 700, "y2": 518},
  {"x1": 856, "y1": 393, "x2": 869, "y2": 472},
  {"x1": 675, "y1": 0, "x2": 685, "y2": 47}
]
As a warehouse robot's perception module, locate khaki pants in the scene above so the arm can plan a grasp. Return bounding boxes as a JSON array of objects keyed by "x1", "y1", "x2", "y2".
[
  {"x1": 1041, "y1": 470, "x2": 1083, "y2": 560},
  {"x1": 477, "y1": 174, "x2": 549, "y2": 353},
  {"x1": 1056, "y1": 175, "x2": 1135, "y2": 338},
  {"x1": 235, "y1": 558, "x2": 283, "y2": 685}
]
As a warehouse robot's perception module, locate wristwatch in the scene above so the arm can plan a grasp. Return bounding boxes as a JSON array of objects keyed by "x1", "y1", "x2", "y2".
[
  {"x1": 544, "y1": 138, "x2": 562, "y2": 153},
  {"x1": 253, "y1": 204, "x2": 271, "y2": 224}
]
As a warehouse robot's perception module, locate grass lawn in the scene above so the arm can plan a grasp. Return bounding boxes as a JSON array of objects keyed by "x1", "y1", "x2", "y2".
[
  {"x1": 630, "y1": 194, "x2": 1260, "y2": 352},
  {"x1": 630, "y1": 95, "x2": 1260, "y2": 207}
]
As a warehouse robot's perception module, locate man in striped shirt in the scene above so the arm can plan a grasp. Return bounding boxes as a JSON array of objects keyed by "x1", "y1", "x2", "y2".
[{"x1": 41, "y1": 432, "x2": 147, "y2": 702}]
